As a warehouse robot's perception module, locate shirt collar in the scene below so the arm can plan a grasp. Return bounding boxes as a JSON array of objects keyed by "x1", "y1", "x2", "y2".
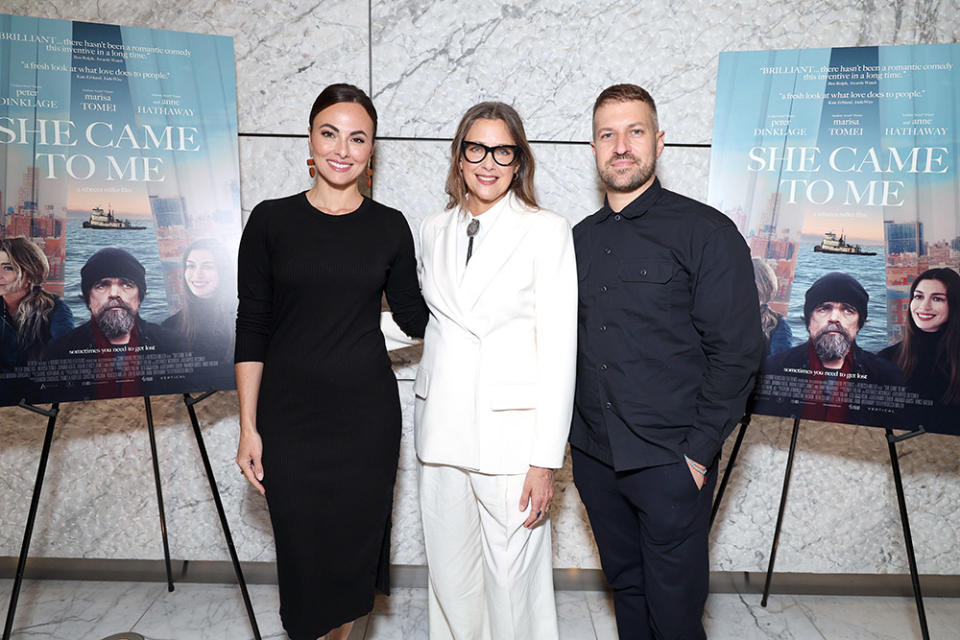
[
  {"x1": 594, "y1": 177, "x2": 663, "y2": 223},
  {"x1": 460, "y1": 190, "x2": 511, "y2": 229}
]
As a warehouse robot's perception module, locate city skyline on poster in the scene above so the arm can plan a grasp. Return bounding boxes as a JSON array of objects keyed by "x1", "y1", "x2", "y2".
[
  {"x1": 708, "y1": 43, "x2": 959, "y2": 435},
  {"x1": 0, "y1": 14, "x2": 241, "y2": 404}
]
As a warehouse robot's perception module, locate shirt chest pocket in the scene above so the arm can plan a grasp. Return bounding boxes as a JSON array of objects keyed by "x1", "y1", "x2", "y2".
[
  {"x1": 618, "y1": 259, "x2": 675, "y2": 284},
  {"x1": 617, "y1": 258, "x2": 685, "y2": 321}
]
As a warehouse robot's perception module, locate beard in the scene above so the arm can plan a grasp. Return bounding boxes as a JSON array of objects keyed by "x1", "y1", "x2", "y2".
[
  {"x1": 95, "y1": 299, "x2": 137, "y2": 338},
  {"x1": 598, "y1": 153, "x2": 657, "y2": 193},
  {"x1": 813, "y1": 322, "x2": 853, "y2": 362}
]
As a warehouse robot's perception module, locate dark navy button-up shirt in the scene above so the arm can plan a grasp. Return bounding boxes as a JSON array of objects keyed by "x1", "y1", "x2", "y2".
[{"x1": 569, "y1": 178, "x2": 763, "y2": 471}]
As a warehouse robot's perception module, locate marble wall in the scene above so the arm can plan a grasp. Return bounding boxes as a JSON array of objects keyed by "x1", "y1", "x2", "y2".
[{"x1": 2, "y1": 0, "x2": 959, "y2": 578}]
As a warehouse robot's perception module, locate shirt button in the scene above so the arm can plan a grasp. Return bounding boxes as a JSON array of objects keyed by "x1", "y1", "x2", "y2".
[
  {"x1": 600, "y1": 364, "x2": 608, "y2": 371},
  {"x1": 604, "y1": 247, "x2": 612, "y2": 255},
  {"x1": 600, "y1": 285, "x2": 608, "y2": 293},
  {"x1": 639, "y1": 268, "x2": 647, "y2": 276},
  {"x1": 614, "y1": 214, "x2": 622, "y2": 221},
  {"x1": 604, "y1": 401, "x2": 612, "y2": 409},
  {"x1": 599, "y1": 325, "x2": 607, "y2": 332}
]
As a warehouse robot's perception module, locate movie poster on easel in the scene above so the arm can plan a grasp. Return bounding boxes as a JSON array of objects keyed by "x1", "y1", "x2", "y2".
[
  {"x1": 0, "y1": 14, "x2": 240, "y2": 405},
  {"x1": 708, "y1": 44, "x2": 960, "y2": 435}
]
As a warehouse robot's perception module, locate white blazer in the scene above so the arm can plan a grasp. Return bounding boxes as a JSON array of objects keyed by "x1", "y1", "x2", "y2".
[{"x1": 414, "y1": 193, "x2": 577, "y2": 475}]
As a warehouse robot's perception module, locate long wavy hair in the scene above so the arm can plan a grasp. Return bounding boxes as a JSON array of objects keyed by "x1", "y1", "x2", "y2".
[
  {"x1": 752, "y1": 258, "x2": 782, "y2": 341},
  {"x1": 0, "y1": 237, "x2": 57, "y2": 359},
  {"x1": 896, "y1": 268, "x2": 960, "y2": 403},
  {"x1": 444, "y1": 101, "x2": 538, "y2": 212},
  {"x1": 169, "y1": 238, "x2": 236, "y2": 359}
]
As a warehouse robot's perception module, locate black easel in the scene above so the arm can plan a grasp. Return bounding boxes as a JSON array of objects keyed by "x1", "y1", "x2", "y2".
[
  {"x1": 3, "y1": 400, "x2": 59, "y2": 640},
  {"x1": 144, "y1": 396, "x2": 175, "y2": 592},
  {"x1": 183, "y1": 391, "x2": 261, "y2": 640},
  {"x1": 885, "y1": 427, "x2": 929, "y2": 640},
  {"x1": 758, "y1": 419, "x2": 930, "y2": 640},
  {"x1": 3, "y1": 398, "x2": 173, "y2": 640},
  {"x1": 3, "y1": 394, "x2": 261, "y2": 640},
  {"x1": 760, "y1": 417, "x2": 800, "y2": 605},
  {"x1": 710, "y1": 414, "x2": 751, "y2": 528}
]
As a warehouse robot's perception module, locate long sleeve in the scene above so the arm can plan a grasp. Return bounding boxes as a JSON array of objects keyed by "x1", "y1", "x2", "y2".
[
  {"x1": 384, "y1": 212, "x2": 428, "y2": 339},
  {"x1": 234, "y1": 205, "x2": 274, "y2": 363},
  {"x1": 530, "y1": 214, "x2": 578, "y2": 469},
  {"x1": 686, "y1": 224, "x2": 764, "y2": 464}
]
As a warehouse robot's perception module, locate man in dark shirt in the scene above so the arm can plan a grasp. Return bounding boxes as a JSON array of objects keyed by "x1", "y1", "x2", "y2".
[{"x1": 570, "y1": 83, "x2": 763, "y2": 639}]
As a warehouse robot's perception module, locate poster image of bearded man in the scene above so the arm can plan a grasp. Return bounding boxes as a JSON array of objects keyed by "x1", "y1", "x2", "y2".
[
  {"x1": 41, "y1": 247, "x2": 188, "y2": 401},
  {"x1": 752, "y1": 271, "x2": 906, "y2": 427}
]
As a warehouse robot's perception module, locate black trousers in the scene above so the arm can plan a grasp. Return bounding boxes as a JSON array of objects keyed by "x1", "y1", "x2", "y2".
[{"x1": 572, "y1": 447, "x2": 717, "y2": 640}]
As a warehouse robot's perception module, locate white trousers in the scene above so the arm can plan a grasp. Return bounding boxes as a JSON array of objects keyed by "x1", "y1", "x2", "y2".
[{"x1": 419, "y1": 462, "x2": 559, "y2": 640}]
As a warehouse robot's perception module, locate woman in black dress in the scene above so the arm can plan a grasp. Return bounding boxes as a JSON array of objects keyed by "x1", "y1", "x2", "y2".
[
  {"x1": 879, "y1": 268, "x2": 960, "y2": 430},
  {"x1": 235, "y1": 84, "x2": 427, "y2": 640}
]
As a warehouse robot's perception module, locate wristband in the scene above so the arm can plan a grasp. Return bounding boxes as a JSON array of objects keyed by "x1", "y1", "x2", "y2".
[{"x1": 685, "y1": 455, "x2": 707, "y2": 475}]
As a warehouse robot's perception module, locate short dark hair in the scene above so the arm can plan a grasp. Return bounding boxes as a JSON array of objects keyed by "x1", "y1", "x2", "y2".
[
  {"x1": 444, "y1": 101, "x2": 538, "y2": 212},
  {"x1": 592, "y1": 83, "x2": 659, "y2": 134},
  {"x1": 308, "y1": 83, "x2": 377, "y2": 137}
]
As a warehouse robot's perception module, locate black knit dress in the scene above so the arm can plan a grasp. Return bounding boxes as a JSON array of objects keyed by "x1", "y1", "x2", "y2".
[{"x1": 235, "y1": 193, "x2": 427, "y2": 639}]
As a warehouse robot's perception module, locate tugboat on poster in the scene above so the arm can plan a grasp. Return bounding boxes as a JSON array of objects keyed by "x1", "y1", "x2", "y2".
[
  {"x1": 82, "y1": 205, "x2": 146, "y2": 230},
  {"x1": 813, "y1": 230, "x2": 876, "y2": 256}
]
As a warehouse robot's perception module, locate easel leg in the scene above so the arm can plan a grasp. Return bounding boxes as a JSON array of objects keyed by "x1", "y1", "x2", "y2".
[
  {"x1": 183, "y1": 393, "x2": 262, "y2": 640},
  {"x1": 761, "y1": 417, "x2": 800, "y2": 607},
  {"x1": 3, "y1": 402, "x2": 59, "y2": 640},
  {"x1": 144, "y1": 396, "x2": 174, "y2": 592},
  {"x1": 710, "y1": 415, "x2": 750, "y2": 528},
  {"x1": 886, "y1": 429, "x2": 929, "y2": 640}
]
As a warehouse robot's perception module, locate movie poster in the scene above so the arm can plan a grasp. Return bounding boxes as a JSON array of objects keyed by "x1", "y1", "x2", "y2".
[
  {"x1": 708, "y1": 44, "x2": 960, "y2": 435},
  {"x1": 0, "y1": 14, "x2": 240, "y2": 405}
]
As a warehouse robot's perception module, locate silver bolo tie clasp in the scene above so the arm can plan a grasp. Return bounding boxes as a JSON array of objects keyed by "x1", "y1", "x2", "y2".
[{"x1": 466, "y1": 218, "x2": 480, "y2": 265}]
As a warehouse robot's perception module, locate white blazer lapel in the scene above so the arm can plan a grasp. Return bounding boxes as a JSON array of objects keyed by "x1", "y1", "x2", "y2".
[
  {"x1": 428, "y1": 210, "x2": 466, "y2": 321},
  {"x1": 459, "y1": 195, "x2": 532, "y2": 310}
]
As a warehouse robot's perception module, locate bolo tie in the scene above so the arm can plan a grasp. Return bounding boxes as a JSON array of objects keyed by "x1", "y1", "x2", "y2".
[{"x1": 466, "y1": 218, "x2": 480, "y2": 265}]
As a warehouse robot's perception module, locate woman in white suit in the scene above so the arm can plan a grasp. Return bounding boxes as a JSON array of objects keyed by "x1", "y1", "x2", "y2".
[{"x1": 416, "y1": 102, "x2": 577, "y2": 639}]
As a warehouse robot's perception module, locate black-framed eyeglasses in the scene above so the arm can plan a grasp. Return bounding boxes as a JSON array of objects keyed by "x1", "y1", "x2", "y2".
[{"x1": 460, "y1": 140, "x2": 518, "y2": 166}]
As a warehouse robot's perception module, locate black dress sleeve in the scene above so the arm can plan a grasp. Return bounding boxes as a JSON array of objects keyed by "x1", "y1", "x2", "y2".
[
  {"x1": 235, "y1": 203, "x2": 274, "y2": 363},
  {"x1": 384, "y1": 211, "x2": 428, "y2": 339}
]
